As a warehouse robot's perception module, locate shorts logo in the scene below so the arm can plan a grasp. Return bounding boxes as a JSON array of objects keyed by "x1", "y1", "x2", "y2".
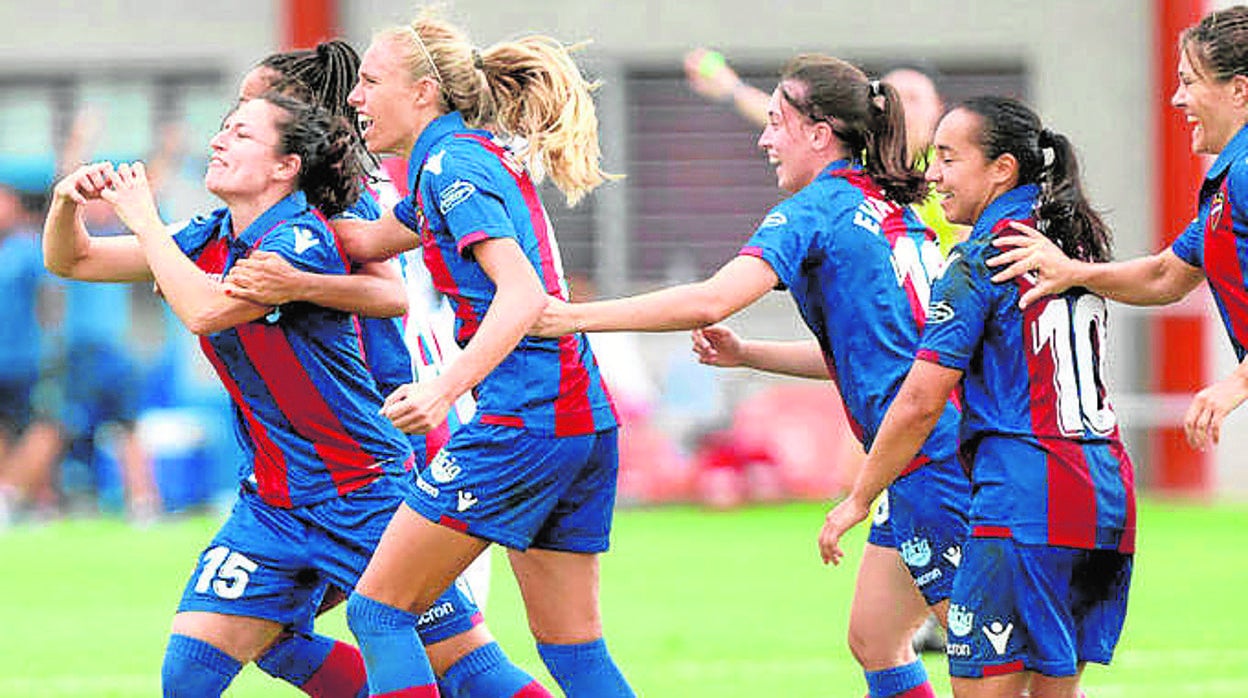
[
  {"x1": 760, "y1": 211, "x2": 787, "y2": 228},
  {"x1": 946, "y1": 642, "x2": 972, "y2": 658},
  {"x1": 983, "y1": 620, "x2": 1014, "y2": 655},
  {"x1": 927, "y1": 300, "x2": 955, "y2": 324},
  {"x1": 415, "y1": 474, "x2": 440, "y2": 498},
  {"x1": 943, "y1": 544, "x2": 962, "y2": 567},
  {"x1": 417, "y1": 601, "x2": 454, "y2": 625},
  {"x1": 914, "y1": 567, "x2": 942, "y2": 588},
  {"x1": 457, "y1": 490, "x2": 478, "y2": 512},
  {"x1": 948, "y1": 603, "x2": 974, "y2": 638},
  {"x1": 439, "y1": 180, "x2": 476, "y2": 215},
  {"x1": 900, "y1": 537, "x2": 932, "y2": 567},
  {"x1": 429, "y1": 451, "x2": 461, "y2": 484},
  {"x1": 872, "y1": 492, "x2": 890, "y2": 525}
]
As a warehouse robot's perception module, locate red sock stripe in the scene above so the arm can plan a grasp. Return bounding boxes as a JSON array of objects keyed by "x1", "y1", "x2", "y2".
[
  {"x1": 301, "y1": 641, "x2": 366, "y2": 698},
  {"x1": 512, "y1": 680, "x2": 556, "y2": 697},
  {"x1": 374, "y1": 686, "x2": 440, "y2": 697}
]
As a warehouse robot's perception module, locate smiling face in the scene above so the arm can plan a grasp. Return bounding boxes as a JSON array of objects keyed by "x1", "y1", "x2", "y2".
[
  {"x1": 347, "y1": 37, "x2": 429, "y2": 156},
  {"x1": 204, "y1": 98, "x2": 298, "y2": 202},
  {"x1": 757, "y1": 81, "x2": 831, "y2": 193},
  {"x1": 1171, "y1": 45, "x2": 1245, "y2": 156},
  {"x1": 925, "y1": 108, "x2": 1014, "y2": 226}
]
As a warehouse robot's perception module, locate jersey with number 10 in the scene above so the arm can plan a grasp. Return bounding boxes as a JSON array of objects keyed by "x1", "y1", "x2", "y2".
[
  {"x1": 916, "y1": 184, "x2": 1136, "y2": 552},
  {"x1": 738, "y1": 160, "x2": 959, "y2": 466}
]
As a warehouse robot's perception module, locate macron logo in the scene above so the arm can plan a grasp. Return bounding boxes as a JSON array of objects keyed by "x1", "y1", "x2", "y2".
[
  {"x1": 457, "y1": 490, "x2": 478, "y2": 512},
  {"x1": 982, "y1": 621, "x2": 1014, "y2": 655},
  {"x1": 292, "y1": 227, "x2": 320, "y2": 254},
  {"x1": 425, "y1": 149, "x2": 445, "y2": 176}
]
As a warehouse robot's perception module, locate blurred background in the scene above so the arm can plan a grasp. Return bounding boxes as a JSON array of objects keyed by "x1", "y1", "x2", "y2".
[{"x1": 0, "y1": 0, "x2": 1241, "y2": 524}]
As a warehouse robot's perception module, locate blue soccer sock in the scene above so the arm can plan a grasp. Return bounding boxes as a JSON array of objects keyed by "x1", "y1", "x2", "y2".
[
  {"x1": 536, "y1": 638, "x2": 634, "y2": 698},
  {"x1": 256, "y1": 631, "x2": 368, "y2": 698},
  {"x1": 865, "y1": 659, "x2": 935, "y2": 697},
  {"x1": 345, "y1": 591, "x2": 438, "y2": 697},
  {"x1": 439, "y1": 642, "x2": 552, "y2": 697},
  {"x1": 161, "y1": 634, "x2": 243, "y2": 697}
]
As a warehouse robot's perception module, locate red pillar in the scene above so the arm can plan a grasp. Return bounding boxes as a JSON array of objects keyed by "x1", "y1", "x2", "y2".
[
  {"x1": 281, "y1": 0, "x2": 338, "y2": 50},
  {"x1": 1152, "y1": 0, "x2": 1209, "y2": 494}
]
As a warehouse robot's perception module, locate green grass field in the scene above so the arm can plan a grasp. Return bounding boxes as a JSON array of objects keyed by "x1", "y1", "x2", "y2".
[{"x1": 2, "y1": 499, "x2": 1247, "y2": 697}]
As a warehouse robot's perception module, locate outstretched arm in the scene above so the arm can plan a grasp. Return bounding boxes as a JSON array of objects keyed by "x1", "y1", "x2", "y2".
[
  {"x1": 989, "y1": 222, "x2": 1204, "y2": 308},
  {"x1": 818, "y1": 359, "x2": 961, "y2": 565},
  {"x1": 225, "y1": 252, "x2": 407, "y2": 318},
  {"x1": 692, "y1": 325, "x2": 830, "y2": 380},
  {"x1": 43, "y1": 163, "x2": 152, "y2": 282},
  {"x1": 534, "y1": 255, "x2": 778, "y2": 336},
  {"x1": 333, "y1": 211, "x2": 421, "y2": 263}
]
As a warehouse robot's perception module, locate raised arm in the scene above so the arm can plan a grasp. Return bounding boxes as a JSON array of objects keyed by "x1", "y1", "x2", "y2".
[
  {"x1": 683, "y1": 47, "x2": 769, "y2": 128},
  {"x1": 43, "y1": 163, "x2": 153, "y2": 282},
  {"x1": 102, "y1": 162, "x2": 270, "y2": 334},
  {"x1": 692, "y1": 325, "x2": 831, "y2": 380},
  {"x1": 818, "y1": 359, "x2": 962, "y2": 565},
  {"x1": 989, "y1": 222, "x2": 1204, "y2": 308},
  {"x1": 225, "y1": 251, "x2": 407, "y2": 318},
  {"x1": 534, "y1": 255, "x2": 779, "y2": 336}
]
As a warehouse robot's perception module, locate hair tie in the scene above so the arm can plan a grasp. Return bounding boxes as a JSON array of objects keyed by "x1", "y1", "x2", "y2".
[
  {"x1": 1038, "y1": 128, "x2": 1057, "y2": 148},
  {"x1": 868, "y1": 80, "x2": 882, "y2": 98},
  {"x1": 472, "y1": 48, "x2": 484, "y2": 71}
]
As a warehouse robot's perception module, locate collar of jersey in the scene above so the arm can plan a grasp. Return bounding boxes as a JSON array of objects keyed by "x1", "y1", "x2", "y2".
[
  {"x1": 226, "y1": 190, "x2": 310, "y2": 249},
  {"x1": 818, "y1": 158, "x2": 859, "y2": 180},
  {"x1": 1204, "y1": 122, "x2": 1248, "y2": 183},
  {"x1": 409, "y1": 111, "x2": 469, "y2": 177},
  {"x1": 970, "y1": 183, "x2": 1039, "y2": 241}
]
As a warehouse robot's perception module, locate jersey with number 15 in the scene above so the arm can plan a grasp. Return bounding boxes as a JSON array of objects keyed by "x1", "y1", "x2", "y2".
[
  {"x1": 738, "y1": 159, "x2": 959, "y2": 467},
  {"x1": 916, "y1": 184, "x2": 1136, "y2": 553}
]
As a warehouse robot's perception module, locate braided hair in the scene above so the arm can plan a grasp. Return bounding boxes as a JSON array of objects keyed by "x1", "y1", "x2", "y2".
[{"x1": 261, "y1": 91, "x2": 363, "y2": 218}]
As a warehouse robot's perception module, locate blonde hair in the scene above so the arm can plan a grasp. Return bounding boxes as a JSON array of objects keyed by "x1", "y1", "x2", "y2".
[{"x1": 378, "y1": 12, "x2": 617, "y2": 206}]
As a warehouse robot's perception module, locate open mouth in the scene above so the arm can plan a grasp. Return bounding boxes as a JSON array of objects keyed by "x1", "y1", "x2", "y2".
[{"x1": 358, "y1": 114, "x2": 375, "y2": 136}]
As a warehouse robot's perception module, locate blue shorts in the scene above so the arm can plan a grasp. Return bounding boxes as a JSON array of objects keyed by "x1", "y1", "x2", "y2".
[
  {"x1": 944, "y1": 538, "x2": 1132, "y2": 678},
  {"x1": 866, "y1": 456, "x2": 970, "y2": 605},
  {"x1": 178, "y1": 479, "x2": 481, "y2": 644},
  {"x1": 61, "y1": 343, "x2": 139, "y2": 437},
  {"x1": 405, "y1": 423, "x2": 619, "y2": 553}
]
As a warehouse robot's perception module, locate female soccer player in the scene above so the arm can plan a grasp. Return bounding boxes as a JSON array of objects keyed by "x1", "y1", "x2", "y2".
[
  {"x1": 820, "y1": 96, "x2": 1136, "y2": 698},
  {"x1": 988, "y1": 5, "x2": 1248, "y2": 453},
  {"x1": 319, "y1": 14, "x2": 628, "y2": 697},
  {"x1": 42, "y1": 95, "x2": 494, "y2": 698},
  {"x1": 537, "y1": 53, "x2": 968, "y2": 698},
  {"x1": 221, "y1": 42, "x2": 540, "y2": 698}
]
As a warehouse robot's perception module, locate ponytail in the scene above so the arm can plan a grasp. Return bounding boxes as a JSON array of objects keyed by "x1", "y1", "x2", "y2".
[{"x1": 863, "y1": 80, "x2": 926, "y2": 205}]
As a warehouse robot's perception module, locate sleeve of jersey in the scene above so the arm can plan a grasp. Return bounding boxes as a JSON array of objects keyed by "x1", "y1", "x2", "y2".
[
  {"x1": 738, "y1": 202, "x2": 812, "y2": 289},
  {"x1": 254, "y1": 221, "x2": 347, "y2": 276},
  {"x1": 170, "y1": 216, "x2": 211, "y2": 258},
  {"x1": 916, "y1": 248, "x2": 992, "y2": 371},
  {"x1": 1170, "y1": 214, "x2": 1205, "y2": 268},
  {"x1": 427, "y1": 153, "x2": 518, "y2": 257}
]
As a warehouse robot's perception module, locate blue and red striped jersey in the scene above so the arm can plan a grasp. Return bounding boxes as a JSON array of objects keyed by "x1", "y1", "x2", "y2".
[
  {"x1": 738, "y1": 160, "x2": 959, "y2": 470},
  {"x1": 172, "y1": 190, "x2": 413, "y2": 508},
  {"x1": 917, "y1": 184, "x2": 1136, "y2": 552},
  {"x1": 393, "y1": 112, "x2": 616, "y2": 437},
  {"x1": 1172, "y1": 123, "x2": 1248, "y2": 360}
]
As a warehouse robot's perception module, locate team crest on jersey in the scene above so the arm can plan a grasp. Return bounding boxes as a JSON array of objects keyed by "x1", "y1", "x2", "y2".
[
  {"x1": 1210, "y1": 191, "x2": 1226, "y2": 229},
  {"x1": 900, "y1": 537, "x2": 933, "y2": 567},
  {"x1": 761, "y1": 211, "x2": 787, "y2": 228},
  {"x1": 947, "y1": 603, "x2": 975, "y2": 637},
  {"x1": 439, "y1": 180, "x2": 477, "y2": 214}
]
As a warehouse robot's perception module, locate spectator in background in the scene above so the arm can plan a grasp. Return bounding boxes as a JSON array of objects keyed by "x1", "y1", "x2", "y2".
[{"x1": 0, "y1": 168, "x2": 58, "y2": 523}]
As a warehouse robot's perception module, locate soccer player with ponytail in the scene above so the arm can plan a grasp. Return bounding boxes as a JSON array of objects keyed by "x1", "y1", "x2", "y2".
[{"x1": 820, "y1": 95, "x2": 1136, "y2": 697}]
